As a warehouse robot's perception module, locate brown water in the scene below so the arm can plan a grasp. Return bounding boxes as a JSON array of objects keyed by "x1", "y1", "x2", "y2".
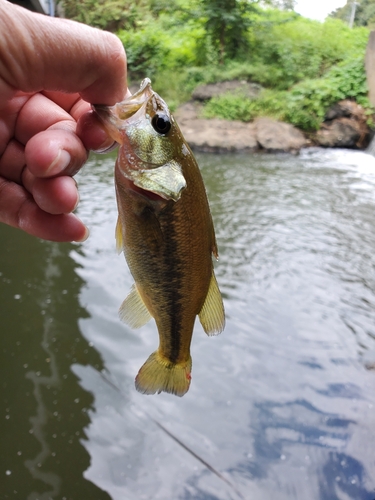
[{"x1": 1, "y1": 148, "x2": 375, "y2": 500}]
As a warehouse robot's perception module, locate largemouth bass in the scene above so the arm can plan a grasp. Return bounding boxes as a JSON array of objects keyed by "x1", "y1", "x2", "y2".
[{"x1": 93, "y1": 78, "x2": 225, "y2": 397}]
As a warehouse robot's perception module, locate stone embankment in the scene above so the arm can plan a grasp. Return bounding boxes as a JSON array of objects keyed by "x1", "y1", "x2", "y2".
[{"x1": 175, "y1": 81, "x2": 372, "y2": 153}]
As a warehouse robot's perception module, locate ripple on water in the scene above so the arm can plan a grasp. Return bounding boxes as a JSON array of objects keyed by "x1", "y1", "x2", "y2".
[{"x1": 68, "y1": 150, "x2": 375, "y2": 500}]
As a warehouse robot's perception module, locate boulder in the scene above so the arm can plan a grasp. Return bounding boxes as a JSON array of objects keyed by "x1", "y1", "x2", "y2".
[
  {"x1": 192, "y1": 80, "x2": 262, "y2": 101},
  {"x1": 176, "y1": 102, "x2": 258, "y2": 152},
  {"x1": 178, "y1": 117, "x2": 258, "y2": 153},
  {"x1": 315, "y1": 100, "x2": 371, "y2": 149},
  {"x1": 315, "y1": 118, "x2": 363, "y2": 148},
  {"x1": 174, "y1": 102, "x2": 201, "y2": 122},
  {"x1": 324, "y1": 99, "x2": 367, "y2": 121},
  {"x1": 254, "y1": 117, "x2": 308, "y2": 152},
  {"x1": 175, "y1": 104, "x2": 307, "y2": 153}
]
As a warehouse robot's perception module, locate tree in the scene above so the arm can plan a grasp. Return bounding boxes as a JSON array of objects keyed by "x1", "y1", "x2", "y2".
[
  {"x1": 199, "y1": 0, "x2": 257, "y2": 63},
  {"x1": 330, "y1": 0, "x2": 375, "y2": 28},
  {"x1": 58, "y1": 0, "x2": 150, "y2": 31},
  {"x1": 268, "y1": 0, "x2": 296, "y2": 10}
]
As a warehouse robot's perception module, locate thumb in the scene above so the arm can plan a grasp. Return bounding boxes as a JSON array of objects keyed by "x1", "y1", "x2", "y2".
[{"x1": 0, "y1": 0, "x2": 127, "y2": 105}]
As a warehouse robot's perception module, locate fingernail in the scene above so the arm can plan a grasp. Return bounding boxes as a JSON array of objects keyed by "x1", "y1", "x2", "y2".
[
  {"x1": 75, "y1": 225, "x2": 90, "y2": 243},
  {"x1": 46, "y1": 149, "x2": 71, "y2": 175},
  {"x1": 73, "y1": 192, "x2": 80, "y2": 212},
  {"x1": 96, "y1": 140, "x2": 117, "y2": 154}
]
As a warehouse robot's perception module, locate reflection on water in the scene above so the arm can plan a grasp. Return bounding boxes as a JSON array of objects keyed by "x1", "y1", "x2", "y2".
[
  {"x1": 1, "y1": 148, "x2": 375, "y2": 499},
  {"x1": 0, "y1": 228, "x2": 110, "y2": 499},
  {"x1": 24, "y1": 249, "x2": 63, "y2": 499}
]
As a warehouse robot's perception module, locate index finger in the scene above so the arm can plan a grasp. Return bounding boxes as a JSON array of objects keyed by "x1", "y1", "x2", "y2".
[{"x1": 0, "y1": 1, "x2": 127, "y2": 105}]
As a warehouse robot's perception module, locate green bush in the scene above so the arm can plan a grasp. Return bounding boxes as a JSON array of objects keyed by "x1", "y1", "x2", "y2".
[
  {"x1": 285, "y1": 56, "x2": 371, "y2": 130},
  {"x1": 112, "y1": 5, "x2": 372, "y2": 129},
  {"x1": 151, "y1": 70, "x2": 192, "y2": 111},
  {"x1": 247, "y1": 16, "x2": 369, "y2": 89},
  {"x1": 184, "y1": 60, "x2": 285, "y2": 88},
  {"x1": 118, "y1": 19, "x2": 204, "y2": 82},
  {"x1": 202, "y1": 56, "x2": 373, "y2": 131},
  {"x1": 203, "y1": 93, "x2": 256, "y2": 121},
  {"x1": 117, "y1": 28, "x2": 169, "y2": 80},
  {"x1": 60, "y1": 0, "x2": 149, "y2": 31},
  {"x1": 203, "y1": 89, "x2": 287, "y2": 121}
]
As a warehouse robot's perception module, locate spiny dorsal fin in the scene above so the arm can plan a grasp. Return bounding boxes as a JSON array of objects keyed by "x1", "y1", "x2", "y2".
[
  {"x1": 119, "y1": 284, "x2": 152, "y2": 328},
  {"x1": 199, "y1": 272, "x2": 225, "y2": 336},
  {"x1": 115, "y1": 217, "x2": 123, "y2": 254}
]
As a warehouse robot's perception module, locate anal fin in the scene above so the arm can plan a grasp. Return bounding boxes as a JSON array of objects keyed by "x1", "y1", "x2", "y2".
[
  {"x1": 199, "y1": 272, "x2": 225, "y2": 336},
  {"x1": 119, "y1": 284, "x2": 152, "y2": 328}
]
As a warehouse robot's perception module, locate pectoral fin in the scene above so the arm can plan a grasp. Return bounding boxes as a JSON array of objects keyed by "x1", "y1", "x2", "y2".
[
  {"x1": 199, "y1": 273, "x2": 225, "y2": 336},
  {"x1": 115, "y1": 217, "x2": 123, "y2": 255},
  {"x1": 119, "y1": 284, "x2": 152, "y2": 328}
]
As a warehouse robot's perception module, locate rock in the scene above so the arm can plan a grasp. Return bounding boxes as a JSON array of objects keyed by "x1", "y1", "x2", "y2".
[
  {"x1": 174, "y1": 102, "x2": 307, "y2": 153},
  {"x1": 254, "y1": 117, "x2": 308, "y2": 152},
  {"x1": 179, "y1": 117, "x2": 258, "y2": 153},
  {"x1": 174, "y1": 102, "x2": 308, "y2": 153},
  {"x1": 316, "y1": 99, "x2": 371, "y2": 149},
  {"x1": 315, "y1": 118, "x2": 363, "y2": 148},
  {"x1": 175, "y1": 101, "x2": 257, "y2": 152},
  {"x1": 324, "y1": 99, "x2": 366, "y2": 121},
  {"x1": 174, "y1": 102, "x2": 201, "y2": 122},
  {"x1": 192, "y1": 80, "x2": 262, "y2": 101}
]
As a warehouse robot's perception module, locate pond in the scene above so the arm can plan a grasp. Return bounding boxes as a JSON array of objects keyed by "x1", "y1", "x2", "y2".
[{"x1": 1, "y1": 148, "x2": 375, "y2": 500}]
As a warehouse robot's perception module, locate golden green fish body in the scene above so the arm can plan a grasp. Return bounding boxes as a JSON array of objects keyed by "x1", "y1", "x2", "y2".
[{"x1": 94, "y1": 79, "x2": 225, "y2": 396}]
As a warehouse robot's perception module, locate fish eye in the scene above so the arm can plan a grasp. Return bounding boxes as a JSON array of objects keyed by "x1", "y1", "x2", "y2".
[{"x1": 151, "y1": 113, "x2": 171, "y2": 135}]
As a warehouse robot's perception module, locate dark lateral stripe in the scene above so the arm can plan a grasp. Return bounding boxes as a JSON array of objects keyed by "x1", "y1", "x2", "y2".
[{"x1": 162, "y1": 210, "x2": 183, "y2": 364}]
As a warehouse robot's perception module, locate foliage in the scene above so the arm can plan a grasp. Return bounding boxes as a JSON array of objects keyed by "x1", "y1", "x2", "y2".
[
  {"x1": 198, "y1": 0, "x2": 257, "y2": 63},
  {"x1": 152, "y1": 71, "x2": 193, "y2": 111},
  {"x1": 266, "y1": 0, "x2": 296, "y2": 9},
  {"x1": 285, "y1": 56, "x2": 371, "y2": 130},
  {"x1": 117, "y1": 18, "x2": 204, "y2": 82},
  {"x1": 60, "y1": 1, "x2": 373, "y2": 131},
  {"x1": 330, "y1": 0, "x2": 375, "y2": 29},
  {"x1": 59, "y1": 0, "x2": 150, "y2": 31},
  {"x1": 247, "y1": 15, "x2": 369, "y2": 88},
  {"x1": 204, "y1": 56, "x2": 372, "y2": 131},
  {"x1": 203, "y1": 88, "x2": 287, "y2": 121},
  {"x1": 117, "y1": 27, "x2": 169, "y2": 80}
]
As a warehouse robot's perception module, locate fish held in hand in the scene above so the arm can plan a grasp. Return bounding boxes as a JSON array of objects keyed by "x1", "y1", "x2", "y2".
[{"x1": 93, "y1": 78, "x2": 225, "y2": 397}]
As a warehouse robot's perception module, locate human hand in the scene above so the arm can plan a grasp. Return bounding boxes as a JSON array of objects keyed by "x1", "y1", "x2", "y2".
[{"x1": 0, "y1": 0, "x2": 127, "y2": 242}]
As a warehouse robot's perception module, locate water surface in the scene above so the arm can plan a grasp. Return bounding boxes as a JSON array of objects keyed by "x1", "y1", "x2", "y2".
[{"x1": 1, "y1": 148, "x2": 375, "y2": 499}]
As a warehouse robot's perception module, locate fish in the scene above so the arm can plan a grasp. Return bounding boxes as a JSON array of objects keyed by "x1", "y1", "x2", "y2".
[{"x1": 93, "y1": 78, "x2": 225, "y2": 397}]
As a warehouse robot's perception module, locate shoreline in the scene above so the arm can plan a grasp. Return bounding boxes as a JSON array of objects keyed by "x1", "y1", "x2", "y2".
[{"x1": 175, "y1": 100, "x2": 372, "y2": 154}]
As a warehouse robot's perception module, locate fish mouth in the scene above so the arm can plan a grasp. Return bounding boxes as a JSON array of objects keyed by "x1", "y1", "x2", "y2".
[
  {"x1": 93, "y1": 78, "x2": 154, "y2": 140},
  {"x1": 95, "y1": 79, "x2": 186, "y2": 202}
]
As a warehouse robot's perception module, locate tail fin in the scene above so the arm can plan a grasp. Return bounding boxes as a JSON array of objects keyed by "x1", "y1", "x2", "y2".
[{"x1": 135, "y1": 351, "x2": 192, "y2": 397}]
